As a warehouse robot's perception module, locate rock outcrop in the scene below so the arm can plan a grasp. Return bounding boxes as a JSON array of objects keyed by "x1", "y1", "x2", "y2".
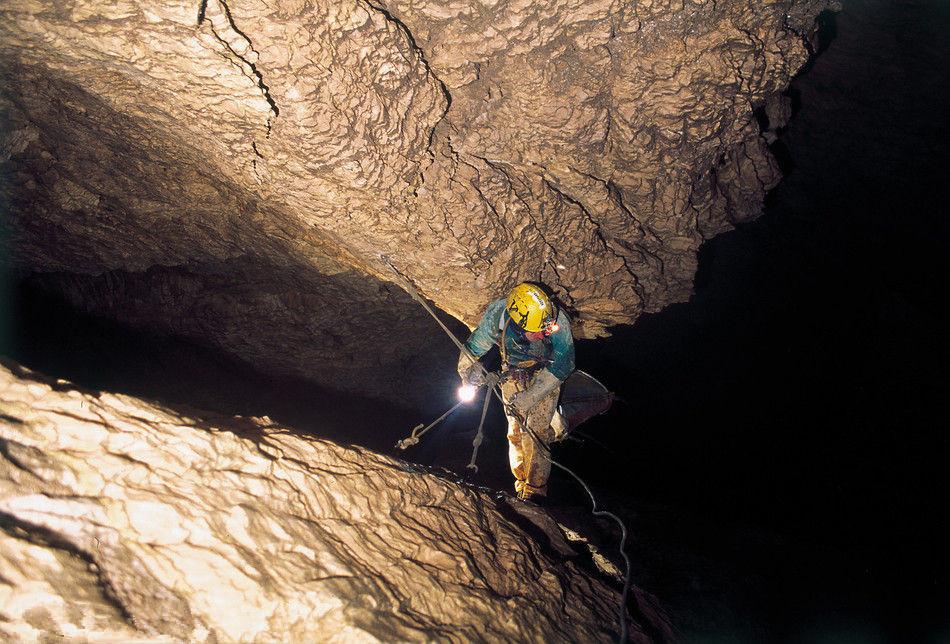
[
  {"x1": 0, "y1": 0, "x2": 831, "y2": 402},
  {"x1": 0, "y1": 361, "x2": 655, "y2": 641}
]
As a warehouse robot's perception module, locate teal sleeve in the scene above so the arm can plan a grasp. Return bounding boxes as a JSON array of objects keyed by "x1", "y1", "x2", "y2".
[
  {"x1": 546, "y1": 310, "x2": 575, "y2": 381},
  {"x1": 464, "y1": 299, "x2": 506, "y2": 358}
]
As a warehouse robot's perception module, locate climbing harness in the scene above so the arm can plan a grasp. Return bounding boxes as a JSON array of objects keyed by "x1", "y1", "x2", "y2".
[{"x1": 381, "y1": 256, "x2": 632, "y2": 644}]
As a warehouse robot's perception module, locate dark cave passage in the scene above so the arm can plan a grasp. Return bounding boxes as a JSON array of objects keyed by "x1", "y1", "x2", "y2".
[
  {"x1": 3, "y1": 0, "x2": 950, "y2": 641},
  {"x1": 1, "y1": 278, "x2": 421, "y2": 455},
  {"x1": 570, "y1": 0, "x2": 950, "y2": 639}
]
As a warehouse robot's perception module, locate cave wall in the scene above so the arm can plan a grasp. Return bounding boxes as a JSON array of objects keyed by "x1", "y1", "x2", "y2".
[
  {"x1": 0, "y1": 361, "x2": 663, "y2": 641},
  {"x1": 1, "y1": 0, "x2": 830, "y2": 400}
]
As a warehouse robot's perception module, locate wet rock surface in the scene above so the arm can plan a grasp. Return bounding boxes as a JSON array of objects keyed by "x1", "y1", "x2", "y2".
[
  {"x1": 1, "y1": 0, "x2": 830, "y2": 401},
  {"x1": 0, "y1": 360, "x2": 659, "y2": 642}
]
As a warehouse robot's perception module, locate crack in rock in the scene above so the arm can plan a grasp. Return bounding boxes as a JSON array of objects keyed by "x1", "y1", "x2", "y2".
[{"x1": 199, "y1": 0, "x2": 279, "y2": 135}]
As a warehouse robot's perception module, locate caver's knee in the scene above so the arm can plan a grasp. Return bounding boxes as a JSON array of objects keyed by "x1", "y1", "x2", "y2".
[{"x1": 505, "y1": 415, "x2": 522, "y2": 439}]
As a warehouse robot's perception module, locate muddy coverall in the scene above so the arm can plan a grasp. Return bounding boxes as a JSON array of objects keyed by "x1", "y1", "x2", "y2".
[{"x1": 459, "y1": 299, "x2": 575, "y2": 499}]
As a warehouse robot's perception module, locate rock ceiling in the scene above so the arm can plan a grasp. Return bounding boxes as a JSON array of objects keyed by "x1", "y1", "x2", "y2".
[{"x1": 1, "y1": 0, "x2": 831, "y2": 402}]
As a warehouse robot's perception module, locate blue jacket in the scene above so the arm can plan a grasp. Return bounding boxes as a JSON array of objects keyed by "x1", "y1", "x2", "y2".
[{"x1": 464, "y1": 299, "x2": 575, "y2": 381}]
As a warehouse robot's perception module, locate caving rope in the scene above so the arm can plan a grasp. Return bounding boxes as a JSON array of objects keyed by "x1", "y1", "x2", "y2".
[
  {"x1": 381, "y1": 256, "x2": 633, "y2": 644},
  {"x1": 395, "y1": 398, "x2": 468, "y2": 450}
]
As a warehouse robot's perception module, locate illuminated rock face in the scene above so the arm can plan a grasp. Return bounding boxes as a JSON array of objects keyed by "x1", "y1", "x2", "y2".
[
  {"x1": 0, "y1": 362, "x2": 651, "y2": 642},
  {"x1": 0, "y1": 0, "x2": 830, "y2": 400}
]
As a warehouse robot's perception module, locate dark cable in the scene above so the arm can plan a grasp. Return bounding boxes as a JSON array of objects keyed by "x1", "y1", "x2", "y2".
[{"x1": 517, "y1": 415, "x2": 632, "y2": 643}]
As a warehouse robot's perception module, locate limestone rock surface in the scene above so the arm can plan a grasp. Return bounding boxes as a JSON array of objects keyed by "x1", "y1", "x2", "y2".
[
  {"x1": 0, "y1": 361, "x2": 650, "y2": 642},
  {"x1": 1, "y1": 0, "x2": 831, "y2": 400}
]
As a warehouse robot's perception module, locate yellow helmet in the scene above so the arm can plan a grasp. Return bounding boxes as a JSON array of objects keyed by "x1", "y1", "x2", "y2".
[{"x1": 506, "y1": 283, "x2": 555, "y2": 332}]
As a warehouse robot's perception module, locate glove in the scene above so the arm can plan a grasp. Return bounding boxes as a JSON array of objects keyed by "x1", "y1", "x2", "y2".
[
  {"x1": 464, "y1": 365, "x2": 486, "y2": 386},
  {"x1": 508, "y1": 370, "x2": 560, "y2": 416},
  {"x1": 457, "y1": 350, "x2": 485, "y2": 386}
]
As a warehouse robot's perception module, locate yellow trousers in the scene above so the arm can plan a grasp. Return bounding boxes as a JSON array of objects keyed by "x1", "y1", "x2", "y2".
[{"x1": 501, "y1": 374, "x2": 560, "y2": 498}]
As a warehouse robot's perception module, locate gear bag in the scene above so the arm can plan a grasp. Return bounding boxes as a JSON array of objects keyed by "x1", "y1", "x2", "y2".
[{"x1": 552, "y1": 370, "x2": 614, "y2": 440}]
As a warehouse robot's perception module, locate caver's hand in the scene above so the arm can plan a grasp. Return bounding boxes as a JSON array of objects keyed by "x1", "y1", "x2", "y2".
[
  {"x1": 456, "y1": 350, "x2": 484, "y2": 385},
  {"x1": 463, "y1": 364, "x2": 486, "y2": 386}
]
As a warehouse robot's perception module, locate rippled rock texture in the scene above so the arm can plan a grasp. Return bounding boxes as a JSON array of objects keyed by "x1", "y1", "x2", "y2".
[
  {"x1": 0, "y1": 361, "x2": 654, "y2": 641},
  {"x1": 1, "y1": 0, "x2": 831, "y2": 400}
]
